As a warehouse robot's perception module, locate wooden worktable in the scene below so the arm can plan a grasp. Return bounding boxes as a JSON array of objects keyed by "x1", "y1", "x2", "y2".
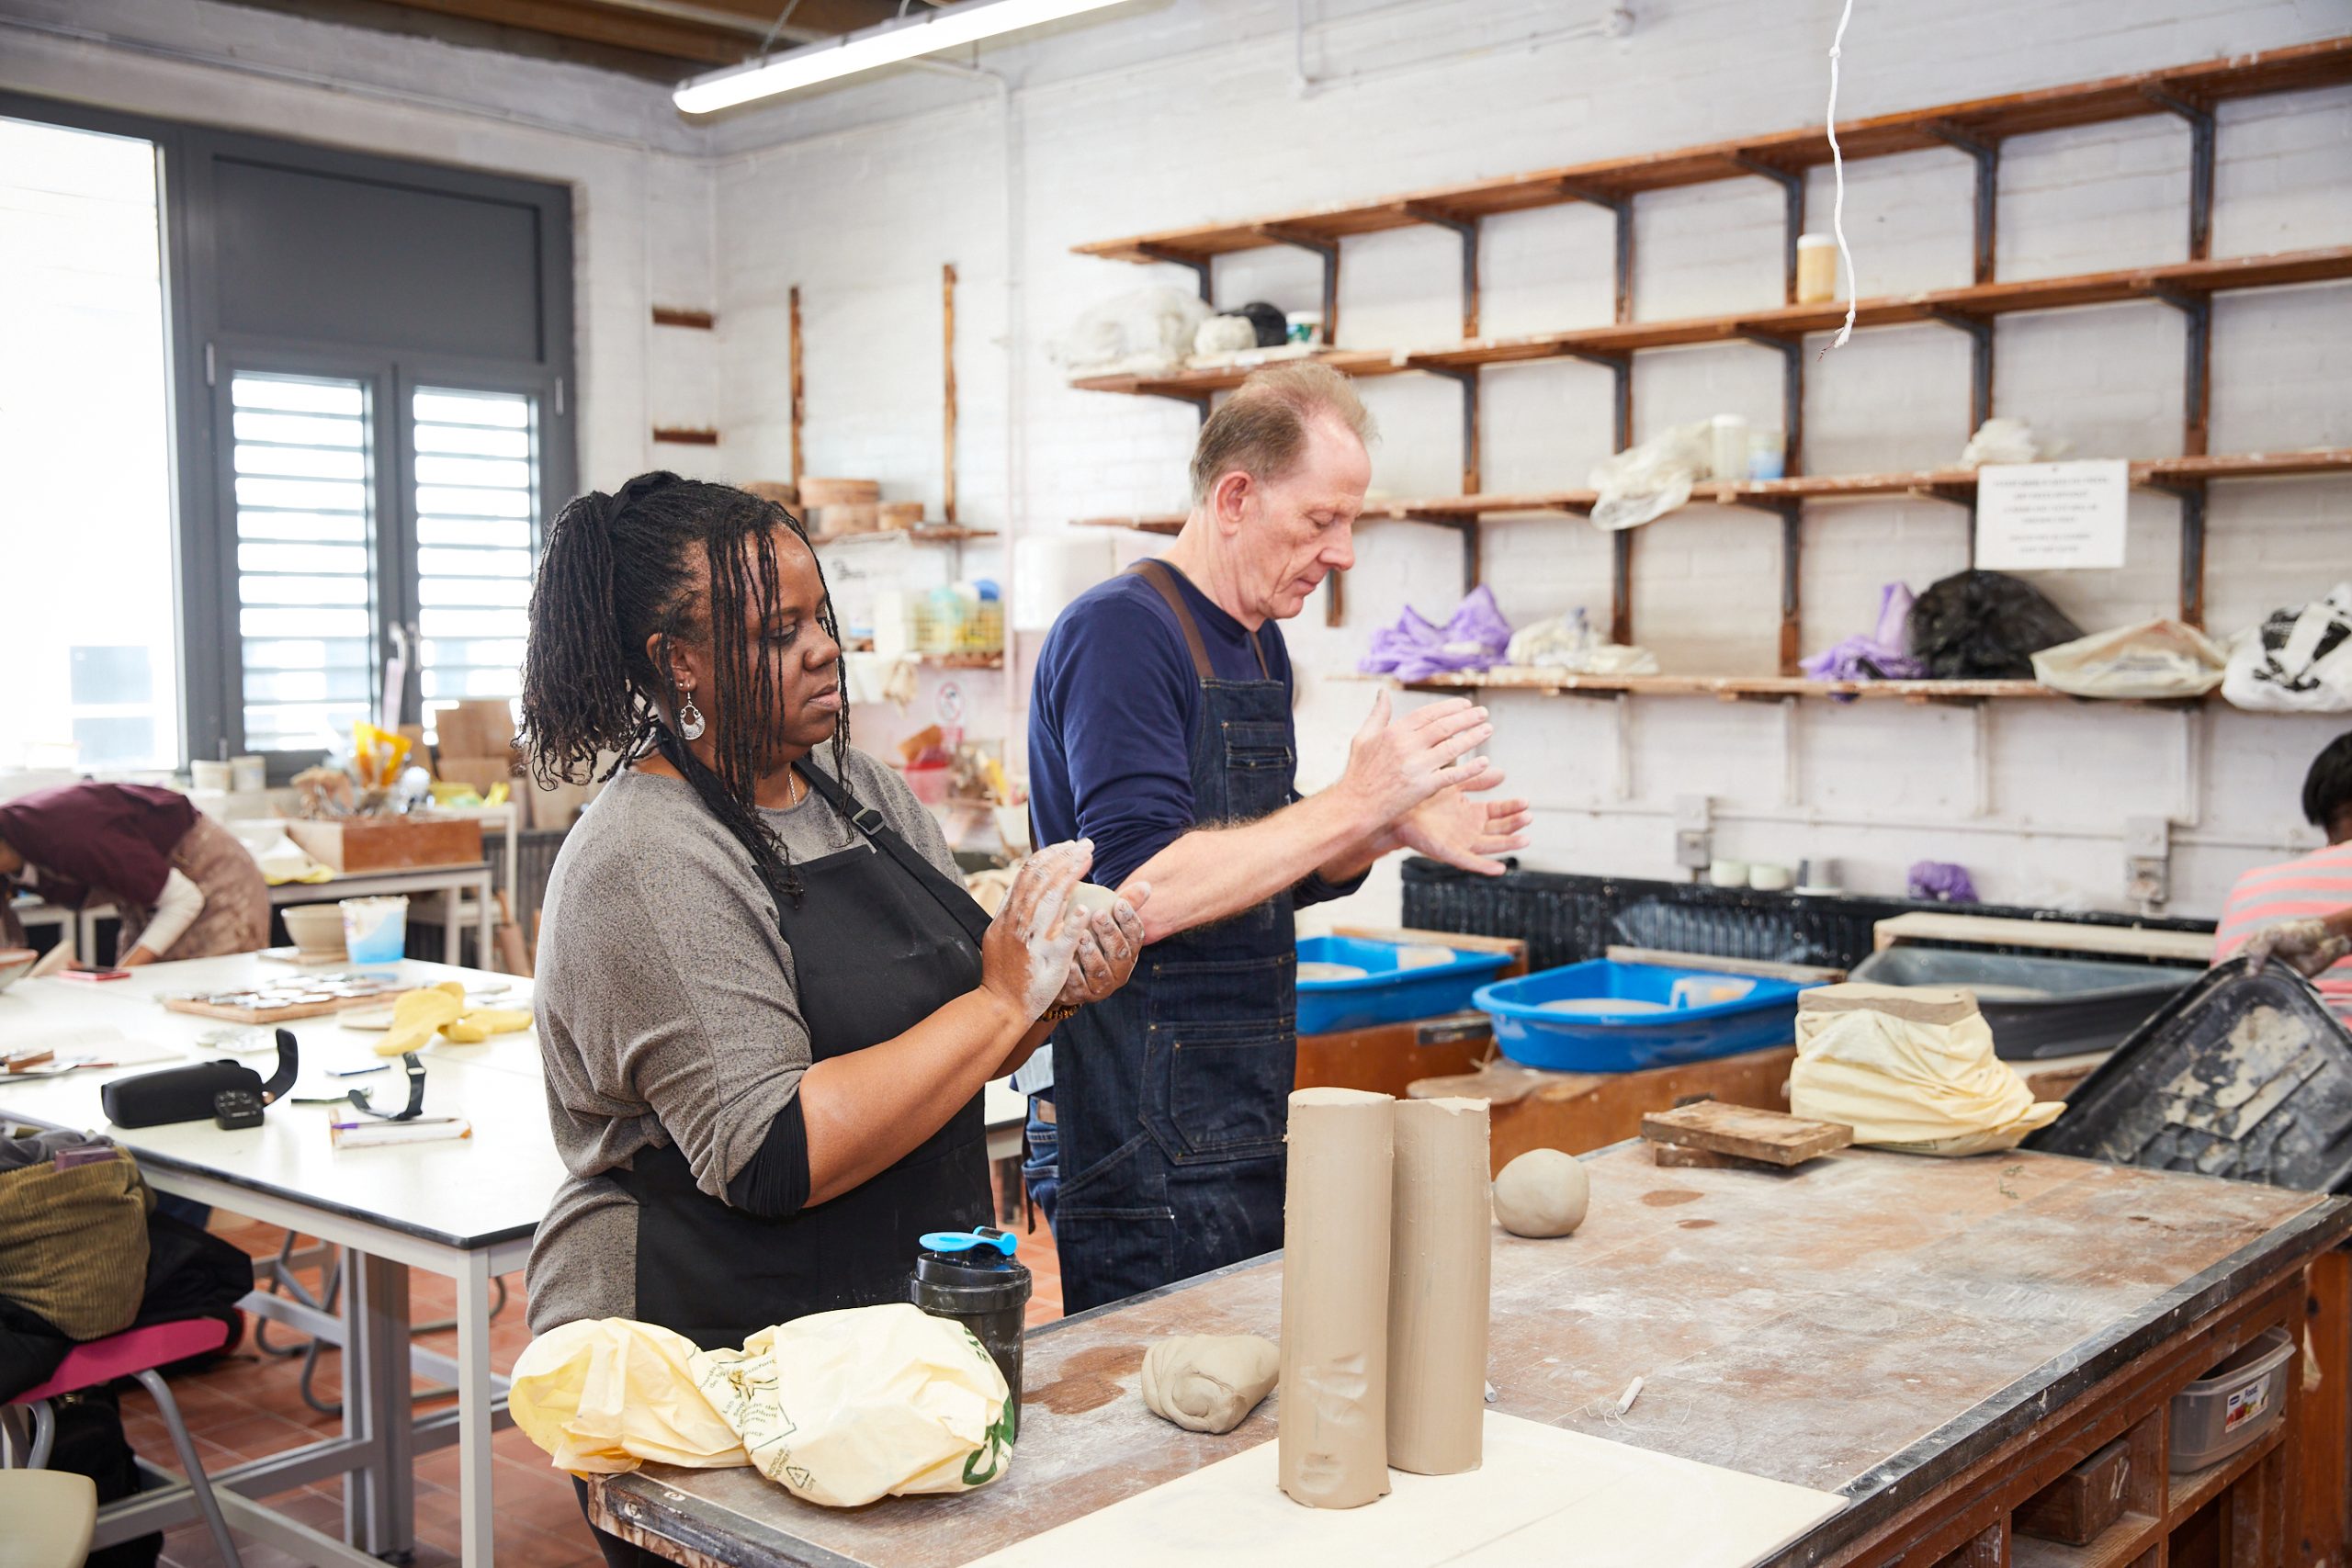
[{"x1": 591, "y1": 1145, "x2": 2351, "y2": 1568}]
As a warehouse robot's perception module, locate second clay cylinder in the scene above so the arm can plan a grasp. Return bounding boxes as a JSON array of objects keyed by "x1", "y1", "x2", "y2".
[
  {"x1": 1277, "y1": 1087, "x2": 1396, "y2": 1508},
  {"x1": 1385, "y1": 1097, "x2": 1492, "y2": 1474}
]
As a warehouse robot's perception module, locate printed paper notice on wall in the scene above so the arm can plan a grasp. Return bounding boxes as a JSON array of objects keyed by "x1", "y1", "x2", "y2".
[{"x1": 1973, "y1": 460, "x2": 2129, "y2": 570}]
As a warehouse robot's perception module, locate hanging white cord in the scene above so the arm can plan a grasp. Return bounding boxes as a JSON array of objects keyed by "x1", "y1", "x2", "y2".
[{"x1": 1820, "y1": 0, "x2": 1860, "y2": 357}]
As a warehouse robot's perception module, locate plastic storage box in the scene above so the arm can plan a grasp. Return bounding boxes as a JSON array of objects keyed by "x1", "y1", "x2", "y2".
[
  {"x1": 1847, "y1": 946, "x2": 2197, "y2": 1060},
  {"x1": 1472, "y1": 959, "x2": 1821, "y2": 1072},
  {"x1": 2169, "y1": 1326, "x2": 2295, "y2": 1472},
  {"x1": 1294, "y1": 936, "x2": 1512, "y2": 1036}
]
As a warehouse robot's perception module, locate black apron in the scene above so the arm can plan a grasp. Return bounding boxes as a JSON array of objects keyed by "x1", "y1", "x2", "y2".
[{"x1": 612, "y1": 761, "x2": 996, "y2": 1351}]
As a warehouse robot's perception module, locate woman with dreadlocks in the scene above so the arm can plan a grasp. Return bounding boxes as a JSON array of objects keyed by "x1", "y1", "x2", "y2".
[{"x1": 517, "y1": 474, "x2": 1146, "y2": 1395}]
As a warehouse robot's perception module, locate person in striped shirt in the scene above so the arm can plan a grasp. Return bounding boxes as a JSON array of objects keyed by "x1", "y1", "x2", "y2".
[{"x1": 2213, "y1": 731, "x2": 2352, "y2": 1018}]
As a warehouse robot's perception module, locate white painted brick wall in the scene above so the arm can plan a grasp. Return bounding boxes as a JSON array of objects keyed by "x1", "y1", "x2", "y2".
[{"x1": 10, "y1": 0, "x2": 2349, "y2": 931}]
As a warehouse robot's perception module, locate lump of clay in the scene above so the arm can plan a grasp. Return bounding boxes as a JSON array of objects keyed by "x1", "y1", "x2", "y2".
[
  {"x1": 1139, "y1": 1335, "x2": 1280, "y2": 1435},
  {"x1": 1492, "y1": 1148, "x2": 1590, "y2": 1238}
]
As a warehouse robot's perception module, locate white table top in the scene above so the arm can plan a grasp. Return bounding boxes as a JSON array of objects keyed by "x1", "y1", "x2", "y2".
[
  {"x1": 0, "y1": 954, "x2": 1028, "y2": 1252},
  {"x1": 0, "y1": 954, "x2": 563, "y2": 1250}
]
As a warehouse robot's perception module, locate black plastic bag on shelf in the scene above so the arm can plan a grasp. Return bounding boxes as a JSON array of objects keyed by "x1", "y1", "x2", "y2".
[
  {"x1": 1230, "y1": 300, "x2": 1289, "y2": 346},
  {"x1": 1905, "y1": 570, "x2": 2085, "y2": 680}
]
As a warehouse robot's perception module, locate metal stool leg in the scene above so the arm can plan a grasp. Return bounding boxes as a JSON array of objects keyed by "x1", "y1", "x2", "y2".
[
  {"x1": 131, "y1": 1370, "x2": 243, "y2": 1568},
  {"x1": 27, "y1": 1401, "x2": 53, "y2": 1469}
]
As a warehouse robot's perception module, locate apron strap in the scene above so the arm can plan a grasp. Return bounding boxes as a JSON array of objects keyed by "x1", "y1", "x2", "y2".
[
  {"x1": 793, "y1": 760, "x2": 992, "y2": 943},
  {"x1": 1127, "y1": 559, "x2": 1271, "y2": 682}
]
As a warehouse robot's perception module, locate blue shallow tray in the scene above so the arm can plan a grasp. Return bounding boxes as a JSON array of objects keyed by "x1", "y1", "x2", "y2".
[
  {"x1": 1295, "y1": 936, "x2": 1512, "y2": 1036},
  {"x1": 1473, "y1": 959, "x2": 1821, "y2": 1072}
]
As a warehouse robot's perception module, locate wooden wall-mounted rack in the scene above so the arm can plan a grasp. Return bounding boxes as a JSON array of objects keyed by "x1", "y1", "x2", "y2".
[{"x1": 1066, "y1": 37, "x2": 2352, "y2": 663}]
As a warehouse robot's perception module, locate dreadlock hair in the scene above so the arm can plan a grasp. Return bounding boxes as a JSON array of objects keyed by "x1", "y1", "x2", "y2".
[{"x1": 518, "y1": 471, "x2": 850, "y2": 910}]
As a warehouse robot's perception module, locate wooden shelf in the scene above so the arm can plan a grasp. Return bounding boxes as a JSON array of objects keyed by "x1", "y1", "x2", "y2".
[
  {"x1": 2163, "y1": 1426, "x2": 2286, "y2": 1530},
  {"x1": 1071, "y1": 246, "x2": 2352, "y2": 398},
  {"x1": 2011, "y1": 1512, "x2": 2160, "y2": 1568},
  {"x1": 920, "y1": 651, "x2": 1004, "y2": 670},
  {"x1": 813, "y1": 525, "x2": 997, "y2": 546},
  {"x1": 1072, "y1": 447, "x2": 2352, "y2": 536},
  {"x1": 1073, "y1": 39, "x2": 2352, "y2": 266}
]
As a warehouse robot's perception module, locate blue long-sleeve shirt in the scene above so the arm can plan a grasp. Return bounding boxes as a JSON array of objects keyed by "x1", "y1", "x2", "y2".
[{"x1": 1031, "y1": 560, "x2": 1372, "y2": 903}]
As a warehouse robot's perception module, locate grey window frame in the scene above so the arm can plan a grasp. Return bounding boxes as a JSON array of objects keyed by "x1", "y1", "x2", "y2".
[{"x1": 0, "y1": 92, "x2": 576, "y2": 778}]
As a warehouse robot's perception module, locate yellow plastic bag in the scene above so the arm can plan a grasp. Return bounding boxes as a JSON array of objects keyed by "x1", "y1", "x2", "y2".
[
  {"x1": 690, "y1": 1303, "x2": 1014, "y2": 1508},
  {"x1": 509, "y1": 1319, "x2": 751, "y2": 1475},
  {"x1": 1789, "y1": 983, "x2": 2063, "y2": 1156}
]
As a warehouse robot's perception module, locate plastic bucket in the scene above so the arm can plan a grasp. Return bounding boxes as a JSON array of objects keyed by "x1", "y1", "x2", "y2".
[
  {"x1": 2169, "y1": 1325, "x2": 2295, "y2": 1472},
  {"x1": 340, "y1": 897, "x2": 409, "y2": 964}
]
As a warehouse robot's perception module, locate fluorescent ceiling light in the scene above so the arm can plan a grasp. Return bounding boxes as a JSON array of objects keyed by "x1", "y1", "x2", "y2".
[{"x1": 675, "y1": 0, "x2": 1133, "y2": 114}]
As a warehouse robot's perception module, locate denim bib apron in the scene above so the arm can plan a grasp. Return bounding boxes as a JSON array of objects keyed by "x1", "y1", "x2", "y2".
[{"x1": 1050, "y1": 561, "x2": 1299, "y2": 1314}]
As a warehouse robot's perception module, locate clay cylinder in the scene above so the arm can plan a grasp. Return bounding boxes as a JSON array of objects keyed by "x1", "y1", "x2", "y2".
[
  {"x1": 1385, "y1": 1097, "x2": 1491, "y2": 1474},
  {"x1": 1277, "y1": 1087, "x2": 1395, "y2": 1509}
]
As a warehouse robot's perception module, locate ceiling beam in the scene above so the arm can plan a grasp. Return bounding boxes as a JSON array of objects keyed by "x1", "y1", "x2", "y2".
[{"x1": 368, "y1": 0, "x2": 757, "y2": 62}]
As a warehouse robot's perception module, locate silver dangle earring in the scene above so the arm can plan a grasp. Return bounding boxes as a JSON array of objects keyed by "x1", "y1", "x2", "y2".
[{"x1": 677, "y1": 695, "x2": 707, "y2": 741}]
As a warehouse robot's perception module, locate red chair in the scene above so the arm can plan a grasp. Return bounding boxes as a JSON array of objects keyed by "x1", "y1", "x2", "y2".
[{"x1": 1, "y1": 1318, "x2": 243, "y2": 1568}]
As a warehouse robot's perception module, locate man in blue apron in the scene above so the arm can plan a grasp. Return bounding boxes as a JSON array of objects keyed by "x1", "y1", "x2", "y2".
[{"x1": 1026, "y1": 362, "x2": 1532, "y2": 1312}]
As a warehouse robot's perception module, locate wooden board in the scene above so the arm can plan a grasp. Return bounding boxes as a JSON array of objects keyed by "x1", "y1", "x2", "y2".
[
  {"x1": 161, "y1": 976, "x2": 411, "y2": 1024},
  {"x1": 1641, "y1": 1101, "x2": 1853, "y2": 1166},
  {"x1": 284, "y1": 816, "x2": 484, "y2": 874},
  {"x1": 1871, "y1": 912, "x2": 2214, "y2": 963},
  {"x1": 1652, "y1": 1143, "x2": 1794, "y2": 1174},
  {"x1": 1294, "y1": 1011, "x2": 1492, "y2": 1100},
  {"x1": 595, "y1": 1146, "x2": 2348, "y2": 1568},
  {"x1": 2014, "y1": 1436, "x2": 2130, "y2": 1546},
  {"x1": 1413, "y1": 1047, "x2": 1796, "y2": 1174},
  {"x1": 966, "y1": 1412, "x2": 1845, "y2": 1568}
]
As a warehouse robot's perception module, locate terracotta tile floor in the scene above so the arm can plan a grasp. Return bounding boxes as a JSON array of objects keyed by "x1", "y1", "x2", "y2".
[{"x1": 139, "y1": 1202, "x2": 1063, "y2": 1567}]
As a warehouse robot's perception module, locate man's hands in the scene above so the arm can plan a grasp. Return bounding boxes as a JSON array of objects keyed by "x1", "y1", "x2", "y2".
[
  {"x1": 1337, "y1": 692, "x2": 1527, "y2": 877},
  {"x1": 1339, "y1": 693, "x2": 1494, "y2": 824},
  {"x1": 1056, "y1": 883, "x2": 1151, "y2": 1009},
  {"x1": 2243, "y1": 918, "x2": 2352, "y2": 979},
  {"x1": 1386, "y1": 781, "x2": 1532, "y2": 876}
]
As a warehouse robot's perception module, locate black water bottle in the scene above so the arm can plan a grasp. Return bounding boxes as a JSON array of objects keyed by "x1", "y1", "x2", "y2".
[{"x1": 910, "y1": 1226, "x2": 1033, "y2": 1436}]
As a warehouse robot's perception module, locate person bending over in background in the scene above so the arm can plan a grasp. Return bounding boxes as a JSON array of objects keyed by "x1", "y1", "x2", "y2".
[
  {"x1": 1024, "y1": 362, "x2": 1532, "y2": 1314},
  {"x1": 0, "y1": 780, "x2": 267, "y2": 964},
  {"x1": 2214, "y1": 730, "x2": 2352, "y2": 1018},
  {"x1": 514, "y1": 474, "x2": 1148, "y2": 1568}
]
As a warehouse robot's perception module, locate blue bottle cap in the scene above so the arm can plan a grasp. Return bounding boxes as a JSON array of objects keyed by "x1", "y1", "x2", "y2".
[{"x1": 920, "y1": 1227, "x2": 1019, "y2": 1258}]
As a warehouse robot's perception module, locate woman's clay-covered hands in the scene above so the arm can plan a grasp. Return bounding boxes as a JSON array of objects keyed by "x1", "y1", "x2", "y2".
[
  {"x1": 1055, "y1": 881, "x2": 1151, "y2": 1010},
  {"x1": 979, "y1": 840, "x2": 1090, "y2": 1021}
]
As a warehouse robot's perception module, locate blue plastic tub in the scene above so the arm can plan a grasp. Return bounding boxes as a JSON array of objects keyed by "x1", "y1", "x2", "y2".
[
  {"x1": 1473, "y1": 959, "x2": 1821, "y2": 1072},
  {"x1": 1295, "y1": 936, "x2": 1513, "y2": 1036}
]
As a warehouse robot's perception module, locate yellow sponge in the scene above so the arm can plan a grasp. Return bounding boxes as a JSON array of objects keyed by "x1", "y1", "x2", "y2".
[{"x1": 375, "y1": 983, "x2": 465, "y2": 1056}]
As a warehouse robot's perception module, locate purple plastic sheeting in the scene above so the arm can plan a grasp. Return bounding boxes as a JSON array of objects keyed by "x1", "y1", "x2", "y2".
[
  {"x1": 1803, "y1": 582, "x2": 1927, "y2": 684},
  {"x1": 1907, "y1": 861, "x2": 1980, "y2": 904},
  {"x1": 1359, "y1": 584, "x2": 1514, "y2": 682}
]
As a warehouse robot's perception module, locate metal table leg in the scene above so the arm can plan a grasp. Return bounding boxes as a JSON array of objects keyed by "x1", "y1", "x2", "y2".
[{"x1": 454, "y1": 1248, "x2": 499, "y2": 1566}]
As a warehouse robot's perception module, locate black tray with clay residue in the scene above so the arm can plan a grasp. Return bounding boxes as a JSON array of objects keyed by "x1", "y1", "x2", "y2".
[{"x1": 2027, "y1": 957, "x2": 2352, "y2": 1193}]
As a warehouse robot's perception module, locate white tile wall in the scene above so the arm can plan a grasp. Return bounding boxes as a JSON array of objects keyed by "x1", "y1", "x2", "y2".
[{"x1": 10, "y1": 0, "x2": 2349, "y2": 927}]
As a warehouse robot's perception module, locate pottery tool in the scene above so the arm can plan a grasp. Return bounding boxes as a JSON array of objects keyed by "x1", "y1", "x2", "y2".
[{"x1": 161, "y1": 972, "x2": 410, "y2": 1024}]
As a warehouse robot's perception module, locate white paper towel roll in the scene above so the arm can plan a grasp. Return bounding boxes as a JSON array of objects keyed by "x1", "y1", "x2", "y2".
[{"x1": 1012, "y1": 536, "x2": 1116, "y2": 631}]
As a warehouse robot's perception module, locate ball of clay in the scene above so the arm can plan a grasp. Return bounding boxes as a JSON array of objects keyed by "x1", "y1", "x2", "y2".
[
  {"x1": 1491, "y1": 1148, "x2": 1590, "y2": 1238},
  {"x1": 1139, "y1": 1334, "x2": 1280, "y2": 1435}
]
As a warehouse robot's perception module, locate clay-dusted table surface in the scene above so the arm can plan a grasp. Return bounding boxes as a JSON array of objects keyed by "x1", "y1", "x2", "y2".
[{"x1": 594, "y1": 1145, "x2": 2348, "y2": 1568}]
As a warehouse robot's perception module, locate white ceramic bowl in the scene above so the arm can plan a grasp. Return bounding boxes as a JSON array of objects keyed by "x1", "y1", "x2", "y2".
[
  {"x1": 0, "y1": 947, "x2": 36, "y2": 994},
  {"x1": 280, "y1": 903, "x2": 347, "y2": 956}
]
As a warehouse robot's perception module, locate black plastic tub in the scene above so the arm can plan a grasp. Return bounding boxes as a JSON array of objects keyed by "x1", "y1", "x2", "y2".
[{"x1": 1847, "y1": 946, "x2": 2200, "y2": 1060}]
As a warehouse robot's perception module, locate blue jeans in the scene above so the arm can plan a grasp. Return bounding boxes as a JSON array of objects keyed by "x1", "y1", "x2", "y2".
[{"x1": 1022, "y1": 1098, "x2": 1059, "y2": 1230}]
